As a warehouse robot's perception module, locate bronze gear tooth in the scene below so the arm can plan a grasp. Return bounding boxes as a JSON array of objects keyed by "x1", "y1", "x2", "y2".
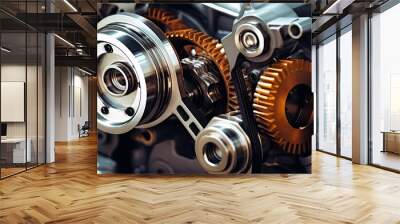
[
  {"x1": 291, "y1": 144, "x2": 295, "y2": 154},
  {"x1": 253, "y1": 92, "x2": 272, "y2": 103},
  {"x1": 166, "y1": 29, "x2": 248, "y2": 112},
  {"x1": 257, "y1": 82, "x2": 274, "y2": 90},
  {"x1": 298, "y1": 144, "x2": 302, "y2": 154},
  {"x1": 266, "y1": 73, "x2": 283, "y2": 84},
  {"x1": 147, "y1": 8, "x2": 188, "y2": 32},
  {"x1": 253, "y1": 59, "x2": 313, "y2": 155},
  {"x1": 253, "y1": 92, "x2": 267, "y2": 100}
]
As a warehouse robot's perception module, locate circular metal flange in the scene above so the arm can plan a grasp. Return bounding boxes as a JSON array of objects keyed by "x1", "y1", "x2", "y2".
[
  {"x1": 195, "y1": 114, "x2": 251, "y2": 174},
  {"x1": 235, "y1": 23, "x2": 265, "y2": 59},
  {"x1": 101, "y1": 62, "x2": 137, "y2": 97},
  {"x1": 97, "y1": 13, "x2": 182, "y2": 134},
  {"x1": 233, "y1": 17, "x2": 275, "y2": 63},
  {"x1": 288, "y1": 22, "x2": 303, "y2": 40}
]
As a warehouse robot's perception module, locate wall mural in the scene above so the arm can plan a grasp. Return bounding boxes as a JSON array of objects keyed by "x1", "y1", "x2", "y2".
[{"x1": 97, "y1": 3, "x2": 313, "y2": 174}]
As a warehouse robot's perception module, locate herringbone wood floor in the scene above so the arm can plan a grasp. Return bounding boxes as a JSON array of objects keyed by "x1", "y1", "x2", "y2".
[{"x1": 1, "y1": 135, "x2": 400, "y2": 223}]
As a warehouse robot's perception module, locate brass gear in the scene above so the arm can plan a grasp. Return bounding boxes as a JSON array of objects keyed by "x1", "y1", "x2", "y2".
[
  {"x1": 253, "y1": 59, "x2": 313, "y2": 155},
  {"x1": 147, "y1": 8, "x2": 188, "y2": 32},
  {"x1": 166, "y1": 29, "x2": 238, "y2": 111}
]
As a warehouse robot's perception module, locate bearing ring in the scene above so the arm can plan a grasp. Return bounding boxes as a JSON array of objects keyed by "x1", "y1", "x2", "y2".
[{"x1": 195, "y1": 114, "x2": 251, "y2": 174}]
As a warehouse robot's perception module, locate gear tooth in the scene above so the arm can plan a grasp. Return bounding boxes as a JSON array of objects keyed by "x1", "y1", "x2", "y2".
[
  {"x1": 254, "y1": 91, "x2": 270, "y2": 100},
  {"x1": 283, "y1": 142, "x2": 289, "y2": 151},
  {"x1": 258, "y1": 82, "x2": 274, "y2": 90},
  {"x1": 260, "y1": 76, "x2": 277, "y2": 84},
  {"x1": 147, "y1": 8, "x2": 188, "y2": 31},
  {"x1": 266, "y1": 69, "x2": 284, "y2": 83},
  {"x1": 256, "y1": 89, "x2": 274, "y2": 97},
  {"x1": 259, "y1": 99, "x2": 275, "y2": 108},
  {"x1": 253, "y1": 103, "x2": 267, "y2": 111},
  {"x1": 286, "y1": 144, "x2": 291, "y2": 154}
]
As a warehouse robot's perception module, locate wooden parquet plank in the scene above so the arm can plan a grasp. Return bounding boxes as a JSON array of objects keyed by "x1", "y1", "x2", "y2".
[{"x1": 0, "y1": 135, "x2": 400, "y2": 223}]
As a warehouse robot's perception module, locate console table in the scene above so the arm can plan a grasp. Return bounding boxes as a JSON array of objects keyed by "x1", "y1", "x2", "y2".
[{"x1": 382, "y1": 131, "x2": 400, "y2": 154}]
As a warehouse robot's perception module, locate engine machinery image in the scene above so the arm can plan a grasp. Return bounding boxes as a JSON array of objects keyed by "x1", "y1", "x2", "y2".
[{"x1": 97, "y1": 3, "x2": 313, "y2": 174}]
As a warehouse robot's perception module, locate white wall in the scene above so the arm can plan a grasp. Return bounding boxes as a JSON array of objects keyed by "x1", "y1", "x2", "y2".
[
  {"x1": 72, "y1": 73, "x2": 89, "y2": 138},
  {"x1": 54, "y1": 66, "x2": 89, "y2": 141},
  {"x1": 55, "y1": 66, "x2": 69, "y2": 141}
]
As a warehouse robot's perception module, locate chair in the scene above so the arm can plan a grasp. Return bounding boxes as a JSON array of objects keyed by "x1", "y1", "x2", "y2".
[{"x1": 78, "y1": 121, "x2": 90, "y2": 138}]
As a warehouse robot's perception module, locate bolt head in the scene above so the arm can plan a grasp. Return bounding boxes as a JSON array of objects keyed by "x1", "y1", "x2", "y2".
[
  {"x1": 125, "y1": 107, "x2": 135, "y2": 116},
  {"x1": 242, "y1": 31, "x2": 259, "y2": 49},
  {"x1": 101, "y1": 106, "x2": 109, "y2": 115},
  {"x1": 104, "y1": 44, "x2": 113, "y2": 53}
]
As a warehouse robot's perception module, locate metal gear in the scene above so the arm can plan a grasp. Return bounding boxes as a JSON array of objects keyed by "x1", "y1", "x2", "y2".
[
  {"x1": 166, "y1": 29, "x2": 238, "y2": 111},
  {"x1": 253, "y1": 59, "x2": 313, "y2": 155},
  {"x1": 147, "y1": 8, "x2": 188, "y2": 32},
  {"x1": 181, "y1": 56, "x2": 224, "y2": 113}
]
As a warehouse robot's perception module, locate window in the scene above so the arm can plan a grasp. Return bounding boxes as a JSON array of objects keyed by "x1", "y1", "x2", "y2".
[
  {"x1": 339, "y1": 28, "x2": 352, "y2": 158},
  {"x1": 317, "y1": 36, "x2": 337, "y2": 154},
  {"x1": 0, "y1": 0, "x2": 47, "y2": 179},
  {"x1": 370, "y1": 3, "x2": 400, "y2": 171}
]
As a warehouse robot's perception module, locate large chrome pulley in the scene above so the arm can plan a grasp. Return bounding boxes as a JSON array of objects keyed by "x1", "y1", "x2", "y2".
[
  {"x1": 97, "y1": 13, "x2": 182, "y2": 134},
  {"x1": 97, "y1": 13, "x2": 205, "y2": 139}
]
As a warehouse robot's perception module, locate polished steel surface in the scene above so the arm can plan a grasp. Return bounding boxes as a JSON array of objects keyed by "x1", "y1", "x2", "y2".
[
  {"x1": 195, "y1": 113, "x2": 251, "y2": 174},
  {"x1": 224, "y1": 3, "x2": 298, "y2": 64},
  {"x1": 96, "y1": 4, "x2": 313, "y2": 174},
  {"x1": 235, "y1": 23, "x2": 266, "y2": 58},
  {"x1": 181, "y1": 56, "x2": 224, "y2": 112},
  {"x1": 97, "y1": 13, "x2": 182, "y2": 134}
]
